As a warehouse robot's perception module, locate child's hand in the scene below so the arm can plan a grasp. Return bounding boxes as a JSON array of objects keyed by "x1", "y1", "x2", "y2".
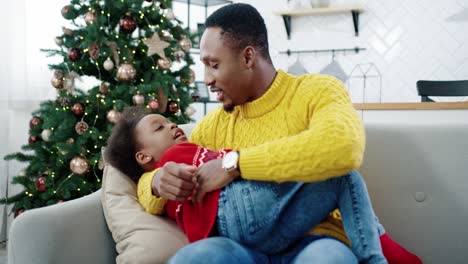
[
  {"x1": 152, "y1": 162, "x2": 197, "y2": 201},
  {"x1": 193, "y1": 159, "x2": 237, "y2": 204}
]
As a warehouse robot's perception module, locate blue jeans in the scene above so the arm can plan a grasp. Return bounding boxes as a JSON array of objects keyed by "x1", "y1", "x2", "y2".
[
  {"x1": 168, "y1": 235, "x2": 358, "y2": 264},
  {"x1": 171, "y1": 171, "x2": 386, "y2": 263}
]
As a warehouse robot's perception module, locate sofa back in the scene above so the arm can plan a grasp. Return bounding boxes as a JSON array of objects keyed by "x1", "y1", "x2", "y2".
[{"x1": 360, "y1": 123, "x2": 468, "y2": 264}]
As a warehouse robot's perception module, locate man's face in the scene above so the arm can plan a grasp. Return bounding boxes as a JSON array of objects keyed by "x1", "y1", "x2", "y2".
[
  {"x1": 134, "y1": 114, "x2": 188, "y2": 163},
  {"x1": 200, "y1": 27, "x2": 252, "y2": 112}
]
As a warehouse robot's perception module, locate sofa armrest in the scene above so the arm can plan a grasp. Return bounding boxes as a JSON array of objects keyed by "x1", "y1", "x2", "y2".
[{"x1": 8, "y1": 190, "x2": 117, "y2": 264}]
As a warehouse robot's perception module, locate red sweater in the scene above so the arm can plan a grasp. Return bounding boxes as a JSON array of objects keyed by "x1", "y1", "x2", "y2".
[{"x1": 155, "y1": 143, "x2": 228, "y2": 242}]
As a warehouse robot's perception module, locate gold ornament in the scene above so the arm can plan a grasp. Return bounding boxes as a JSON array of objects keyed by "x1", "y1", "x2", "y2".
[
  {"x1": 88, "y1": 42, "x2": 100, "y2": 60},
  {"x1": 107, "y1": 109, "x2": 122, "y2": 124},
  {"x1": 51, "y1": 76, "x2": 64, "y2": 89},
  {"x1": 84, "y1": 10, "x2": 97, "y2": 25},
  {"x1": 143, "y1": 33, "x2": 170, "y2": 58},
  {"x1": 70, "y1": 156, "x2": 90, "y2": 176},
  {"x1": 75, "y1": 121, "x2": 89, "y2": 135},
  {"x1": 157, "y1": 57, "x2": 172, "y2": 70},
  {"x1": 116, "y1": 63, "x2": 136, "y2": 81},
  {"x1": 179, "y1": 36, "x2": 192, "y2": 52}
]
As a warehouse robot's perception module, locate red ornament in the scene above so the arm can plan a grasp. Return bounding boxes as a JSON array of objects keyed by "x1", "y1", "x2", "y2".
[
  {"x1": 68, "y1": 48, "x2": 82, "y2": 62},
  {"x1": 14, "y1": 208, "x2": 25, "y2": 218},
  {"x1": 148, "y1": 99, "x2": 159, "y2": 110},
  {"x1": 119, "y1": 15, "x2": 137, "y2": 33},
  {"x1": 28, "y1": 135, "x2": 39, "y2": 144},
  {"x1": 72, "y1": 103, "x2": 85, "y2": 116},
  {"x1": 35, "y1": 176, "x2": 47, "y2": 192},
  {"x1": 29, "y1": 117, "x2": 42, "y2": 130}
]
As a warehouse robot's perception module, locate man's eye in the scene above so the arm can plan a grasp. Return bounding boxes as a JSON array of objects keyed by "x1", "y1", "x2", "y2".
[{"x1": 212, "y1": 64, "x2": 218, "y2": 69}]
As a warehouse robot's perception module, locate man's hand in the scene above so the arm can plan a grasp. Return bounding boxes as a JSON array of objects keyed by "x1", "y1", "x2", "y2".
[
  {"x1": 152, "y1": 162, "x2": 197, "y2": 201},
  {"x1": 193, "y1": 159, "x2": 239, "y2": 204}
]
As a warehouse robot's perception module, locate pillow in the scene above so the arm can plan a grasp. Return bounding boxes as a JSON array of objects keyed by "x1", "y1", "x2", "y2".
[
  {"x1": 101, "y1": 163, "x2": 190, "y2": 263},
  {"x1": 100, "y1": 123, "x2": 196, "y2": 263}
]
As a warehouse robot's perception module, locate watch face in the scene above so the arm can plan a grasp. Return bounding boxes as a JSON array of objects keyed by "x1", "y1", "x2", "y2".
[{"x1": 223, "y1": 151, "x2": 238, "y2": 169}]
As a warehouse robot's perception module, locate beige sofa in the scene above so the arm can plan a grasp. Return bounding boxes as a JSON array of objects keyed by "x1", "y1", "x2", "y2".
[{"x1": 7, "y1": 122, "x2": 468, "y2": 264}]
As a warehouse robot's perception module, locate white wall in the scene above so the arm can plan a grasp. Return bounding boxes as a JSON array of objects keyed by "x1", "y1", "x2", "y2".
[{"x1": 1, "y1": 0, "x2": 468, "y2": 240}]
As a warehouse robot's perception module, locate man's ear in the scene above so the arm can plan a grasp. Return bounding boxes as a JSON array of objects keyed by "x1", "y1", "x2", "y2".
[
  {"x1": 242, "y1": 46, "x2": 256, "y2": 69},
  {"x1": 135, "y1": 150, "x2": 153, "y2": 167}
]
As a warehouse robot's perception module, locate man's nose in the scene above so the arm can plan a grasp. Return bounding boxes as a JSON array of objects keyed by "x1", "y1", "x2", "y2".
[{"x1": 205, "y1": 69, "x2": 215, "y2": 87}]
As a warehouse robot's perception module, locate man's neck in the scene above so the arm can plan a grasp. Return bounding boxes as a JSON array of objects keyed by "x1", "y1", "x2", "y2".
[{"x1": 251, "y1": 62, "x2": 277, "y2": 101}]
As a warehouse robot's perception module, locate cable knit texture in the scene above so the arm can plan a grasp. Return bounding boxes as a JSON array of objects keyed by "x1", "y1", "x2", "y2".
[{"x1": 138, "y1": 70, "x2": 365, "y2": 245}]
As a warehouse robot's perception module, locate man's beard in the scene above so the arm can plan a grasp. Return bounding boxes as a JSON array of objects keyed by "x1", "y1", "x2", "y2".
[{"x1": 223, "y1": 102, "x2": 235, "y2": 113}]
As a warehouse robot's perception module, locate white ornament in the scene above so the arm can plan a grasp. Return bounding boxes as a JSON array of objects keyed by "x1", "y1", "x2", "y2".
[
  {"x1": 184, "y1": 106, "x2": 196, "y2": 116},
  {"x1": 41, "y1": 129, "x2": 52, "y2": 142},
  {"x1": 55, "y1": 37, "x2": 64, "y2": 46},
  {"x1": 103, "y1": 57, "x2": 114, "y2": 71}
]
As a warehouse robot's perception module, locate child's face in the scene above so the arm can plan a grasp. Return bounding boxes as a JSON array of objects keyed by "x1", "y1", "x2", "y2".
[{"x1": 134, "y1": 114, "x2": 188, "y2": 166}]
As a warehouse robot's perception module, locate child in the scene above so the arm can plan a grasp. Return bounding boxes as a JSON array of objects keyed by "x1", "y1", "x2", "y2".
[{"x1": 105, "y1": 107, "x2": 390, "y2": 263}]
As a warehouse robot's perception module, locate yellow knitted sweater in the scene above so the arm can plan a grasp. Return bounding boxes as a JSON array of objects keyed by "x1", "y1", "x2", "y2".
[{"x1": 137, "y1": 70, "x2": 365, "y2": 245}]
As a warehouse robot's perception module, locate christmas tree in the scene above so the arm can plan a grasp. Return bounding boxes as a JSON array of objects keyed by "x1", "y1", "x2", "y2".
[{"x1": 0, "y1": 0, "x2": 197, "y2": 217}]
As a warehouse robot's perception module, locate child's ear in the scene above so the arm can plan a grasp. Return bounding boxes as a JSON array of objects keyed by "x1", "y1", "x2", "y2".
[{"x1": 135, "y1": 151, "x2": 152, "y2": 166}]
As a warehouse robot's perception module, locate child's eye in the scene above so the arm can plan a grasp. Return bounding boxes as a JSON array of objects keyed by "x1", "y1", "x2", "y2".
[
  {"x1": 155, "y1": 125, "x2": 163, "y2": 131},
  {"x1": 212, "y1": 64, "x2": 218, "y2": 69}
]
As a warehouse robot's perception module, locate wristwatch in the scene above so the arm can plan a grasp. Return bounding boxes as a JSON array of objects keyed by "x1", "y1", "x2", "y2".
[{"x1": 222, "y1": 151, "x2": 240, "y2": 178}]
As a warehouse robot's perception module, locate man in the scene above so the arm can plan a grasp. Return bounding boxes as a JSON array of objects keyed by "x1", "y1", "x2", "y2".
[{"x1": 138, "y1": 3, "x2": 421, "y2": 263}]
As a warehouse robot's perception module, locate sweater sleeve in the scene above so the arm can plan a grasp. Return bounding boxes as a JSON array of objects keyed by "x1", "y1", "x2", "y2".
[
  {"x1": 137, "y1": 170, "x2": 167, "y2": 215},
  {"x1": 239, "y1": 76, "x2": 365, "y2": 183}
]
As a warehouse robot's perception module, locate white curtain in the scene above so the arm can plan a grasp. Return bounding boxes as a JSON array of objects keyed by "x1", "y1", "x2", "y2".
[{"x1": 0, "y1": 0, "x2": 69, "y2": 241}]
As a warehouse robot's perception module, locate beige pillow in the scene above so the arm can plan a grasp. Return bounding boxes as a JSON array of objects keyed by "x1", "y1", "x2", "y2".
[
  {"x1": 101, "y1": 163, "x2": 188, "y2": 264},
  {"x1": 101, "y1": 124, "x2": 195, "y2": 264}
]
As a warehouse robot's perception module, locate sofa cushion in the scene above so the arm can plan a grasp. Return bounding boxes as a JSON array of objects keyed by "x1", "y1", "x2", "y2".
[
  {"x1": 101, "y1": 163, "x2": 188, "y2": 264},
  {"x1": 100, "y1": 124, "x2": 195, "y2": 263}
]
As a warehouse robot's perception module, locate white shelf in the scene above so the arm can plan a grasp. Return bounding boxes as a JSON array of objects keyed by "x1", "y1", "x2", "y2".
[{"x1": 274, "y1": 5, "x2": 365, "y2": 38}]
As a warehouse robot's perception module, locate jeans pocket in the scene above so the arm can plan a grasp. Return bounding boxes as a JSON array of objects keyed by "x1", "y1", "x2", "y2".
[{"x1": 239, "y1": 181, "x2": 282, "y2": 236}]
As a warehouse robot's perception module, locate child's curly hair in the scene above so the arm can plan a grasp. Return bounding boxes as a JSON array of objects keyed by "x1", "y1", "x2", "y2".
[{"x1": 104, "y1": 107, "x2": 150, "y2": 182}]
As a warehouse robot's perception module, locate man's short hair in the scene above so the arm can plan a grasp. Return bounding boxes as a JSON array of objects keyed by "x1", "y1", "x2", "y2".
[
  {"x1": 105, "y1": 107, "x2": 149, "y2": 182},
  {"x1": 205, "y1": 3, "x2": 272, "y2": 63}
]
